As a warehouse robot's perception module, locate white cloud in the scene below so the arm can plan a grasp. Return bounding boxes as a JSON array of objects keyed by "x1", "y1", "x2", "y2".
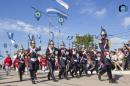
[
  {"x1": 80, "y1": 7, "x2": 94, "y2": 14},
  {"x1": 0, "y1": 19, "x2": 62, "y2": 37},
  {"x1": 79, "y1": 0, "x2": 96, "y2": 15},
  {"x1": 109, "y1": 37, "x2": 128, "y2": 49},
  {"x1": 122, "y1": 17, "x2": 130, "y2": 28},
  {"x1": 0, "y1": 19, "x2": 43, "y2": 34},
  {"x1": 79, "y1": 1, "x2": 106, "y2": 18},
  {"x1": 95, "y1": 8, "x2": 106, "y2": 17}
]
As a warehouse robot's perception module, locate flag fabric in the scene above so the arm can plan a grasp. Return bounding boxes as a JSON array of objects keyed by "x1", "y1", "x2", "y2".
[
  {"x1": 34, "y1": 10, "x2": 42, "y2": 21},
  {"x1": 11, "y1": 39, "x2": 16, "y2": 44},
  {"x1": 7, "y1": 32, "x2": 14, "y2": 39},
  {"x1": 50, "y1": 31, "x2": 54, "y2": 40},
  {"x1": 3, "y1": 43, "x2": 7, "y2": 48},
  {"x1": 67, "y1": 36, "x2": 73, "y2": 40},
  {"x1": 7, "y1": 32, "x2": 16, "y2": 44},
  {"x1": 37, "y1": 34, "x2": 42, "y2": 43},
  {"x1": 55, "y1": 0, "x2": 70, "y2": 10}
]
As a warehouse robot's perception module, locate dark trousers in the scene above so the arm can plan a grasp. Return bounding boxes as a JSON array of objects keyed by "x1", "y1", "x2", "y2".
[
  {"x1": 99, "y1": 65, "x2": 113, "y2": 80},
  {"x1": 18, "y1": 63, "x2": 25, "y2": 81},
  {"x1": 90, "y1": 60, "x2": 99, "y2": 74},
  {"x1": 29, "y1": 60, "x2": 38, "y2": 81},
  {"x1": 59, "y1": 66, "x2": 67, "y2": 78},
  {"x1": 80, "y1": 63, "x2": 88, "y2": 76},
  {"x1": 66, "y1": 61, "x2": 72, "y2": 76},
  {"x1": 123, "y1": 57, "x2": 130, "y2": 70},
  {"x1": 71, "y1": 63, "x2": 80, "y2": 77},
  {"x1": 47, "y1": 60, "x2": 56, "y2": 80}
]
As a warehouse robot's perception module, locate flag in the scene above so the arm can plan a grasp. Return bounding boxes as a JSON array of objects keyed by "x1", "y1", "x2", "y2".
[
  {"x1": 3, "y1": 43, "x2": 7, "y2": 48},
  {"x1": 67, "y1": 36, "x2": 73, "y2": 40},
  {"x1": 67, "y1": 36, "x2": 70, "y2": 40},
  {"x1": 7, "y1": 32, "x2": 14, "y2": 39},
  {"x1": 7, "y1": 32, "x2": 16, "y2": 44},
  {"x1": 55, "y1": 0, "x2": 70, "y2": 10},
  {"x1": 50, "y1": 31, "x2": 54, "y2": 40},
  {"x1": 37, "y1": 34, "x2": 42, "y2": 43},
  {"x1": 14, "y1": 44, "x2": 18, "y2": 49},
  {"x1": 34, "y1": 10, "x2": 42, "y2": 21}
]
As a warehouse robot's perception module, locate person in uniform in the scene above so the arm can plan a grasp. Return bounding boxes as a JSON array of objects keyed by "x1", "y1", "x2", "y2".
[
  {"x1": 13, "y1": 54, "x2": 19, "y2": 72},
  {"x1": 28, "y1": 40, "x2": 41, "y2": 84},
  {"x1": 124, "y1": 41, "x2": 130, "y2": 70},
  {"x1": 39, "y1": 55, "x2": 47, "y2": 72},
  {"x1": 98, "y1": 28, "x2": 115, "y2": 83},
  {"x1": 58, "y1": 42, "x2": 68, "y2": 79},
  {"x1": 66, "y1": 48, "x2": 73, "y2": 77},
  {"x1": 46, "y1": 40, "x2": 58, "y2": 82},
  {"x1": 71, "y1": 46, "x2": 80, "y2": 78},
  {"x1": 79, "y1": 45, "x2": 89, "y2": 77},
  {"x1": 4, "y1": 53, "x2": 12, "y2": 76},
  {"x1": 17, "y1": 45, "x2": 25, "y2": 81}
]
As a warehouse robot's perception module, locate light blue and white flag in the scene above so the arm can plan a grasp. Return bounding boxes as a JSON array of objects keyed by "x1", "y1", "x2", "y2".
[{"x1": 54, "y1": 0, "x2": 70, "y2": 10}]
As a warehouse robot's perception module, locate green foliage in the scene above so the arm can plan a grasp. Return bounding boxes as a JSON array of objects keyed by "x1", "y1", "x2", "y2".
[{"x1": 75, "y1": 34, "x2": 93, "y2": 49}]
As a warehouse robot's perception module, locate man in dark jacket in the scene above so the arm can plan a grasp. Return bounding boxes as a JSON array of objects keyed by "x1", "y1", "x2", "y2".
[
  {"x1": 98, "y1": 28, "x2": 115, "y2": 83},
  {"x1": 58, "y1": 42, "x2": 68, "y2": 79},
  {"x1": 46, "y1": 40, "x2": 58, "y2": 82}
]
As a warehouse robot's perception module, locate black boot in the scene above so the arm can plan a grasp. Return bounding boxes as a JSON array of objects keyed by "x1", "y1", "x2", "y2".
[
  {"x1": 32, "y1": 80, "x2": 35, "y2": 84},
  {"x1": 47, "y1": 73, "x2": 50, "y2": 80},
  {"x1": 109, "y1": 79, "x2": 116, "y2": 83},
  {"x1": 98, "y1": 74, "x2": 101, "y2": 81},
  {"x1": 58, "y1": 75, "x2": 62, "y2": 79},
  {"x1": 53, "y1": 79, "x2": 58, "y2": 82},
  {"x1": 71, "y1": 72, "x2": 74, "y2": 77}
]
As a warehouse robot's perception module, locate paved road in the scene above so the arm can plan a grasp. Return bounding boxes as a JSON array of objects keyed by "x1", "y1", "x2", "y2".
[{"x1": 0, "y1": 70, "x2": 130, "y2": 86}]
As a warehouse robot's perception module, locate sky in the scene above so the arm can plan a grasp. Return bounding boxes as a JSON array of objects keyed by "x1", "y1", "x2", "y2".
[{"x1": 0, "y1": 0, "x2": 130, "y2": 55}]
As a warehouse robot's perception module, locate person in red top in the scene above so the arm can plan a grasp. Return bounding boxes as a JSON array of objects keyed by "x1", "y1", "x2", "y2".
[
  {"x1": 24, "y1": 55, "x2": 29, "y2": 74},
  {"x1": 39, "y1": 55, "x2": 47, "y2": 72},
  {"x1": 4, "y1": 54, "x2": 12, "y2": 75},
  {"x1": 13, "y1": 56, "x2": 19, "y2": 71},
  {"x1": 4, "y1": 54, "x2": 12, "y2": 67}
]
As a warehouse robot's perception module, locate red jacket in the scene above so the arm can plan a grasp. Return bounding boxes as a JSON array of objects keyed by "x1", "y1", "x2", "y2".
[
  {"x1": 13, "y1": 58, "x2": 19, "y2": 68},
  {"x1": 24, "y1": 57, "x2": 29, "y2": 67},
  {"x1": 39, "y1": 57, "x2": 47, "y2": 66},
  {"x1": 4, "y1": 56, "x2": 12, "y2": 66}
]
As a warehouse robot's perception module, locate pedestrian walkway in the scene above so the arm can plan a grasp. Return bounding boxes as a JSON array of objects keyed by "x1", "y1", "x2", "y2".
[{"x1": 1, "y1": 70, "x2": 130, "y2": 86}]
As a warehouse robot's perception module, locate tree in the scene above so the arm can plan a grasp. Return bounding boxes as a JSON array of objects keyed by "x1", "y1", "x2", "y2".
[{"x1": 74, "y1": 34, "x2": 93, "y2": 49}]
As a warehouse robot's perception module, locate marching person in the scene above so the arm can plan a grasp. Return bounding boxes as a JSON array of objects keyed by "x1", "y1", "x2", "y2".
[
  {"x1": 46, "y1": 40, "x2": 58, "y2": 82},
  {"x1": 124, "y1": 41, "x2": 130, "y2": 70},
  {"x1": 79, "y1": 45, "x2": 89, "y2": 77},
  {"x1": 24, "y1": 55, "x2": 29, "y2": 74},
  {"x1": 71, "y1": 45, "x2": 80, "y2": 78},
  {"x1": 17, "y1": 45, "x2": 25, "y2": 81},
  {"x1": 66, "y1": 48, "x2": 73, "y2": 77},
  {"x1": 13, "y1": 54, "x2": 19, "y2": 72},
  {"x1": 4, "y1": 53, "x2": 12, "y2": 76},
  {"x1": 58, "y1": 42, "x2": 68, "y2": 79},
  {"x1": 98, "y1": 27, "x2": 115, "y2": 83},
  {"x1": 39, "y1": 55, "x2": 47, "y2": 72},
  {"x1": 28, "y1": 40, "x2": 41, "y2": 84}
]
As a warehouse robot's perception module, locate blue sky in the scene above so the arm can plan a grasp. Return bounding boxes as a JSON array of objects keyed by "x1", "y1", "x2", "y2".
[{"x1": 0, "y1": 0, "x2": 130, "y2": 54}]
